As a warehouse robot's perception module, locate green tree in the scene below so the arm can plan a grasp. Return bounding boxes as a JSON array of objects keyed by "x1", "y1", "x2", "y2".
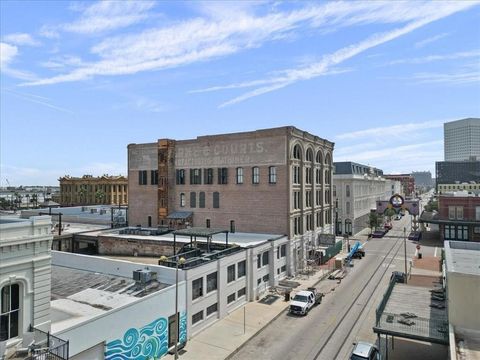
[
  {"x1": 425, "y1": 200, "x2": 438, "y2": 212},
  {"x1": 367, "y1": 212, "x2": 383, "y2": 234},
  {"x1": 79, "y1": 186, "x2": 87, "y2": 204},
  {"x1": 384, "y1": 208, "x2": 396, "y2": 221},
  {"x1": 31, "y1": 193, "x2": 38, "y2": 208},
  {"x1": 95, "y1": 190, "x2": 106, "y2": 204}
]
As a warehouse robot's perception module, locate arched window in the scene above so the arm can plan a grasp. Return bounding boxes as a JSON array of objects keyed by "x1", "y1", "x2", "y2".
[
  {"x1": 0, "y1": 283, "x2": 20, "y2": 340},
  {"x1": 316, "y1": 151, "x2": 323, "y2": 164},
  {"x1": 325, "y1": 153, "x2": 332, "y2": 166},
  {"x1": 306, "y1": 148, "x2": 313, "y2": 162},
  {"x1": 293, "y1": 145, "x2": 302, "y2": 160}
]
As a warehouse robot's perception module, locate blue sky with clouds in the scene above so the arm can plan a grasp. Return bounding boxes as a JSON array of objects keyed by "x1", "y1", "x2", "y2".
[{"x1": 1, "y1": 1, "x2": 479, "y2": 186}]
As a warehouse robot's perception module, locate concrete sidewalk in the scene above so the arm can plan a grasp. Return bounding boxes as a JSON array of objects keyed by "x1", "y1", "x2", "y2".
[{"x1": 164, "y1": 267, "x2": 334, "y2": 360}]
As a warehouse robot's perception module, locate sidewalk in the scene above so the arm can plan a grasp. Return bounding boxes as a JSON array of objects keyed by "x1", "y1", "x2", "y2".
[{"x1": 164, "y1": 266, "x2": 334, "y2": 360}]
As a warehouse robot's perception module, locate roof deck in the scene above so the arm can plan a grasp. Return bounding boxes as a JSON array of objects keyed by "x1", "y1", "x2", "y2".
[{"x1": 374, "y1": 281, "x2": 448, "y2": 344}]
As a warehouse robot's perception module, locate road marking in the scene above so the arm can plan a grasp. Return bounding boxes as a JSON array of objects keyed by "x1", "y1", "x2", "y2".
[{"x1": 434, "y1": 247, "x2": 438, "y2": 257}]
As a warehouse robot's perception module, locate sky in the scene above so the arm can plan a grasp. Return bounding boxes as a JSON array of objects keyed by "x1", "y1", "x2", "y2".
[{"x1": 1, "y1": 0, "x2": 479, "y2": 186}]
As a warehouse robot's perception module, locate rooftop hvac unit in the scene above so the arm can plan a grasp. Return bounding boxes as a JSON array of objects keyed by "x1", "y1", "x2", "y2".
[{"x1": 133, "y1": 269, "x2": 157, "y2": 284}]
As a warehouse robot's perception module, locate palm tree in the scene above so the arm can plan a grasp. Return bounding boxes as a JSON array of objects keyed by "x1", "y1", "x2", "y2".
[
  {"x1": 31, "y1": 193, "x2": 38, "y2": 208},
  {"x1": 25, "y1": 194, "x2": 30, "y2": 209},
  {"x1": 95, "y1": 190, "x2": 106, "y2": 204},
  {"x1": 78, "y1": 186, "x2": 87, "y2": 205}
]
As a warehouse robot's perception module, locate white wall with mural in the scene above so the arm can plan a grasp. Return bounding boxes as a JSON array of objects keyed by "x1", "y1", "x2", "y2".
[{"x1": 54, "y1": 282, "x2": 186, "y2": 359}]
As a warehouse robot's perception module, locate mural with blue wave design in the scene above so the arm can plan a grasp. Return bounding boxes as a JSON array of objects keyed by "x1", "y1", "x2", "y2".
[{"x1": 105, "y1": 313, "x2": 187, "y2": 360}]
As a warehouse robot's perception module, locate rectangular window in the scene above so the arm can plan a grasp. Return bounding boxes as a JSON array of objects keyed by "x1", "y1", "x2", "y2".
[
  {"x1": 346, "y1": 201, "x2": 351, "y2": 215},
  {"x1": 190, "y1": 168, "x2": 202, "y2": 185},
  {"x1": 316, "y1": 190, "x2": 321, "y2": 206},
  {"x1": 213, "y1": 192, "x2": 220, "y2": 208},
  {"x1": 237, "y1": 260, "x2": 246, "y2": 278},
  {"x1": 192, "y1": 278, "x2": 203, "y2": 300},
  {"x1": 281, "y1": 244, "x2": 286, "y2": 257},
  {"x1": 230, "y1": 220, "x2": 235, "y2": 233},
  {"x1": 306, "y1": 168, "x2": 312, "y2": 184},
  {"x1": 448, "y1": 206, "x2": 456, "y2": 220},
  {"x1": 176, "y1": 169, "x2": 185, "y2": 185},
  {"x1": 138, "y1": 170, "x2": 147, "y2": 185},
  {"x1": 227, "y1": 264, "x2": 236, "y2": 283},
  {"x1": 458, "y1": 225, "x2": 468, "y2": 240},
  {"x1": 269, "y1": 166, "x2": 277, "y2": 184},
  {"x1": 192, "y1": 310, "x2": 203, "y2": 325},
  {"x1": 227, "y1": 293, "x2": 236, "y2": 304},
  {"x1": 293, "y1": 166, "x2": 300, "y2": 184},
  {"x1": 281, "y1": 265, "x2": 287, "y2": 273},
  {"x1": 180, "y1": 193, "x2": 185, "y2": 207},
  {"x1": 294, "y1": 191, "x2": 301, "y2": 209},
  {"x1": 207, "y1": 272, "x2": 217, "y2": 293},
  {"x1": 218, "y1": 168, "x2": 228, "y2": 184},
  {"x1": 257, "y1": 278, "x2": 261, "y2": 286},
  {"x1": 456, "y1": 206, "x2": 464, "y2": 220},
  {"x1": 262, "y1": 251, "x2": 269, "y2": 266},
  {"x1": 237, "y1": 288, "x2": 246, "y2": 298},
  {"x1": 476, "y1": 207, "x2": 480, "y2": 221},
  {"x1": 262, "y1": 274, "x2": 269, "y2": 282},
  {"x1": 190, "y1": 192, "x2": 197, "y2": 208},
  {"x1": 316, "y1": 168, "x2": 322, "y2": 184},
  {"x1": 151, "y1": 170, "x2": 158, "y2": 185},
  {"x1": 252, "y1": 167, "x2": 260, "y2": 184},
  {"x1": 206, "y1": 303, "x2": 218, "y2": 316},
  {"x1": 204, "y1": 168, "x2": 214, "y2": 184},
  {"x1": 236, "y1": 167, "x2": 244, "y2": 184},
  {"x1": 306, "y1": 190, "x2": 312, "y2": 207},
  {"x1": 206, "y1": 219, "x2": 211, "y2": 228},
  {"x1": 257, "y1": 254, "x2": 261, "y2": 268},
  {"x1": 199, "y1": 192, "x2": 205, "y2": 208}
]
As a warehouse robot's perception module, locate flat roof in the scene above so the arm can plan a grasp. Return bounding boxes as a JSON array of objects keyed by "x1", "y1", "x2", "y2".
[
  {"x1": 50, "y1": 265, "x2": 170, "y2": 333},
  {"x1": 445, "y1": 241, "x2": 480, "y2": 276},
  {"x1": 374, "y1": 283, "x2": 448, "y2": 344}
]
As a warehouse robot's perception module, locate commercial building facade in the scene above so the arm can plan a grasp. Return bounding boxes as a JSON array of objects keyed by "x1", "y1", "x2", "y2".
[
  {"x1": 444, "y1": 118, "x2": 480, "y2": 161},
  {"x1": 411, "y1": 171, "x2": 433, "y2": 188},
  {"x1": 437, "y1": 192, "x2": 480, "y2": 242},
  {"x1": 333, "y1": 162, "x2": 401, "y2": 235},
  {"x1": 437, "y1": 182, "x2": 480, "y2": 195},
  {"x1": 128, "y1": 126, "x2": 335, "y2": 241},
  {"x1": 59, "y1": 174, "x2": 128, "y2": 206},
  {"x1": 435, "y1": 160, "x2": 480, "y2": 192},
  {"x1": 384, "y1": 174, "x2": 415, "y2": 197}
]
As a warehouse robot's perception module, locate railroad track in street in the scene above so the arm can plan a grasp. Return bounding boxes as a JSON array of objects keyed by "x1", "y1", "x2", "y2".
[{"x1": 311, "y1": 229, "x2": 405, "y2": 360}]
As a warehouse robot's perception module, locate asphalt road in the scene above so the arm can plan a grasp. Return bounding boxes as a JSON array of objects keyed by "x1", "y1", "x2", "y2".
[{"x1": 231, "y1": 214, "x2": 422, "y2": 360}]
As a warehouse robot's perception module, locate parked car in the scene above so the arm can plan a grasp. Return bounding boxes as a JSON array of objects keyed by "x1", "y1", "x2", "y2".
[
  {"x1": 289, "y1": 287, "x2": 323, "y2": 316},
  {"x1": 372, "y1": 230, "x2": 386, "y2": 238},
  {"x1": 350, "y1": 341, "x2": 380, "y2": 360},
  {"x1": 390, "y1": 271, "x2": 406, "y2": 283},
  {"x1": 384, "y1": 223, "x2": 392, "y2": 230},
  {"x1": 408, "y1": 231, "x2": 422, "y2": 241}
]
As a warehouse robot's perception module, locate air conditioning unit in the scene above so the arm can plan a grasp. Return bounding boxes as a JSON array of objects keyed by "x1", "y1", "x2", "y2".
[{"x1": 133, "y1": 269, "x2": 157, "y2": 284}]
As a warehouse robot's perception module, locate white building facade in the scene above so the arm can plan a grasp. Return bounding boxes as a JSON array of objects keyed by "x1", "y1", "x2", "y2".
[
  {"x1": 0, "y1": 216, "x2": 52, "y2": 355},
  {"x1": 333, "y1": 162, "x2": 402, "y2": 235}
]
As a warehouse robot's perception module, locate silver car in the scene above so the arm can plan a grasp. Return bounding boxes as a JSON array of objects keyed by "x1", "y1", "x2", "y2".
[{"x1": 350, "y1": 341, "x2": 380, "y2": 360}]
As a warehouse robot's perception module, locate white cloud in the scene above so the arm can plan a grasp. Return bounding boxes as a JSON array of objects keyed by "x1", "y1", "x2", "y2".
[
  {"x1": 411, "y1": 69, "x2": 480, "y2": 85},
  {"x1": 414, "y1": 32, "x2": 449, "y2": 48},
  {"x1": 0, "y1": 42, "x2": 18, "y2": 67},
  {"x1": 0, "y1": 42, "x2": 38, "y2": 81},
  {"x1": 39, "y1": 25, "x2": 60, "y2": 39},
  {"x1": 3, "y1": 88, "x2": 74, "y2": 114},
  {"x1": 3, "y1": 33, "x2": 40, "y2": 46},
  {"x1": 21, "y1": 1, "x2": 479, "y2": 87},
  {"x1": 387, "y1": 49, "x2": 480, "y2": 65},
  {"x1": 63, "y1": 0, "x2": 156, "y2": 34},
  {"x1": 336, "y1": 120, "x2": 444, "y2": 140}
]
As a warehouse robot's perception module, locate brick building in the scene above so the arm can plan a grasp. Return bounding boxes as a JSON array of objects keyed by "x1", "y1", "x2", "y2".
[
  {"x1": 437, "y1": 193, "x2": 480, "y2": 242},
  {"x1": 127, "y1": 126, "x2": 335, "y2": 241},
  {"x1": 384, "y1": 174, "x2": 415, "y2": 197},
  {"x1": 59, "y1": 174, "x2": 128, "y2": 206}
]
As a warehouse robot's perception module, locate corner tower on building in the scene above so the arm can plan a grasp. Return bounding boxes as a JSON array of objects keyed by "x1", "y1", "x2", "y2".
[{"x1": 127, "y1": 126, "x2": 335, "y2": 240}]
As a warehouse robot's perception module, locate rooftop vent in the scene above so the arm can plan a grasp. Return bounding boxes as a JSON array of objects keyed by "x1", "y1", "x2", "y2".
[{"x1": 133, "y1": 269, "x2": 157, "y2": 284}]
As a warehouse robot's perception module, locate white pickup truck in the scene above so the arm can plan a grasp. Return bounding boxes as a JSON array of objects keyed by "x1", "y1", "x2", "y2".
[{"x1": 289, "y1": 287, "x2": 323, "y2": 316}]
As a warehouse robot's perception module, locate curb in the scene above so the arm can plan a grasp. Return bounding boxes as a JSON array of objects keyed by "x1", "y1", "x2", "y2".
[{"x1": 224, "y1": 269, "x2": 334, "y2": 359}]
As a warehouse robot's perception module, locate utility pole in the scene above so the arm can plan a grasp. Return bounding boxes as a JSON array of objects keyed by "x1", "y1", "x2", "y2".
[{"x1": 404, "y1": 227, "x2": 407, "y2": 284}]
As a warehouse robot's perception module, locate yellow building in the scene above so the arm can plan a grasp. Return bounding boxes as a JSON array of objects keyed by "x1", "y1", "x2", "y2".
[
  {"x1": 437, "y1": 182, "x2": 480, "y2": 194},
  {"x1": 59, "y1": 174, "x2": 128, "y2": 206}
]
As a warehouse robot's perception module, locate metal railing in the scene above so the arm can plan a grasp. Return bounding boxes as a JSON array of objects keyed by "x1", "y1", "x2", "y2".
[
  {"x1": 29, "y1": 327, "x2": 69, "y2": 360},
  {"x1": 375, "y1": 279, "x2": 396, "y2": 325}
]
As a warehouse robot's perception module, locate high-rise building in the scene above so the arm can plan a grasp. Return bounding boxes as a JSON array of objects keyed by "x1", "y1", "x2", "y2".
[
  {"x1": 127, "y1": 126, "x2": 335, "y2": 241},
  {"x1": 444, "y1": 118, "x2": 480, "y2": 161},
  {"x1": 435, "y1": 160, "x2": 480, "y2": 191},
  {"x1": 412, "y1": 171, "x2": 433, "y2": 187}
]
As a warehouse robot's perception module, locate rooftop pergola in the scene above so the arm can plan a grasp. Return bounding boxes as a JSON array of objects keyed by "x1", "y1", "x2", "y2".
[
  {"x1": 373, "y1": 281, "x2": 448, "y2": 359},
  {"x1": 172, "y1": 227, "x2": 229, "y2": 255}
]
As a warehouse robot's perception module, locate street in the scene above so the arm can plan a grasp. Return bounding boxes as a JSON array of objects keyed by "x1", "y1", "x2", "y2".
[{"x1": 231, "y1": 213, "x2": 430, "y2": 360}]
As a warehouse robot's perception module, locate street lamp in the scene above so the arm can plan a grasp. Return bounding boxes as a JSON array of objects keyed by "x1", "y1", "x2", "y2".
[{"x1": 174, "y1": 256, "x2": 186, "y2": 360}]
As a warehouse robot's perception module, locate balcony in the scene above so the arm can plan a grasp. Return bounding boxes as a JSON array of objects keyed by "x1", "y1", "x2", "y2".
[{"x1": 6, "y1": 327, "x2": 69, "y2": 360}]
